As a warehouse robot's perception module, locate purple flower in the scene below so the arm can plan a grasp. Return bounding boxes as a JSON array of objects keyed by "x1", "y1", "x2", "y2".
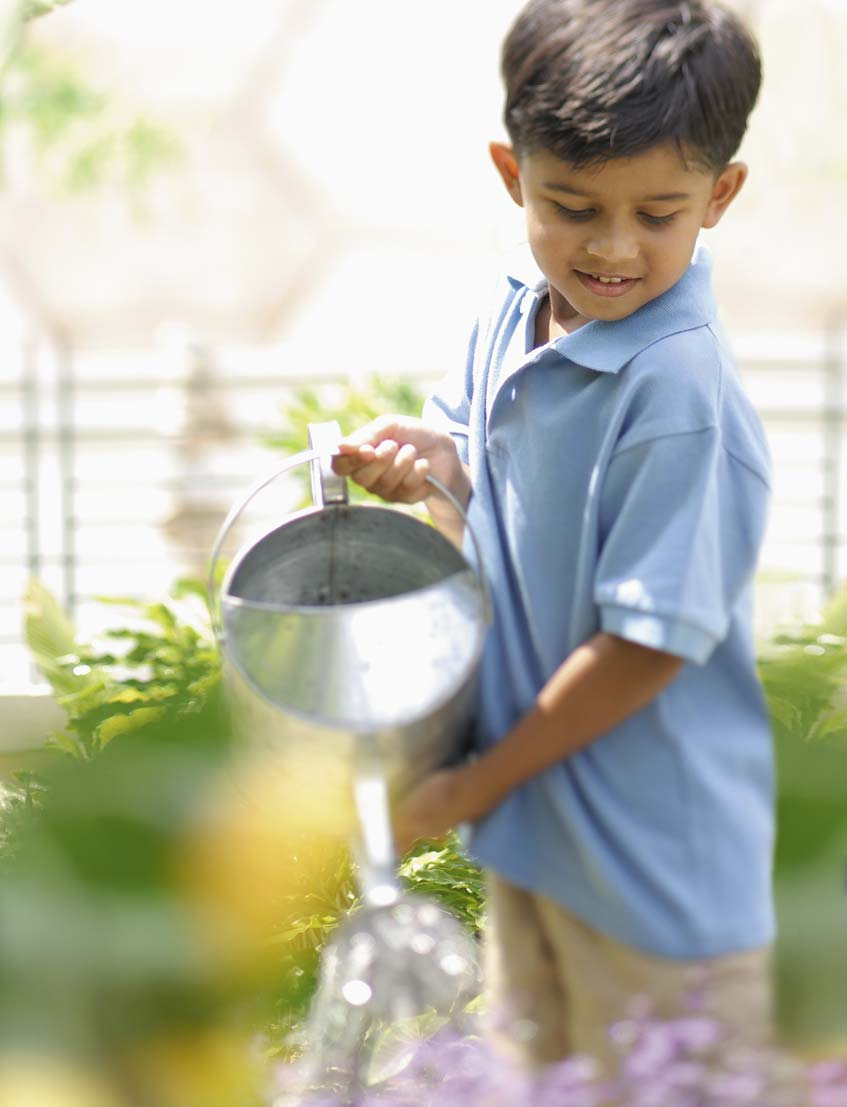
[
  {"x1": 811, "y1": 1090, "x2": 847, "y2": 1107},
  {"x1": 621, "y1": 1023, "x2": 679, "y2": 1079},
  {"x1": 270, "y1": 1012, "x2": 847, "y2": 1107},
  {"x1": 667, "y1": 1016, "x2": 724, "y2": 1054},
  {"x1": 809, "y1": 1061, "x2": 847, "y2": 1087},
  {"x1": 704, "y1": 1069, "x2": 766, "y2": 1103},
  {"x1": 807, "y1": 1062, "x2": 847, "y2": 1107},
  {"x1": 534, "y1": 1054, "x2": 609, "y2": 1107}
]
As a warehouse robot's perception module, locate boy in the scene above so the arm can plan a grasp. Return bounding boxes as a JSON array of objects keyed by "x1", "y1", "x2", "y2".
[{"x1": 334, "y1": 0, "x2": 774, "y2": 1070}]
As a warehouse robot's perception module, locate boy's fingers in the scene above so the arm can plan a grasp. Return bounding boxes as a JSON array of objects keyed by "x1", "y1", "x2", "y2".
[
  {"x1": 336, "y1": 441, "x2": 374, "y2": 456},
  {"x1": 372, "y1": 443, "x2": 418, "y2": 496},
  {"x1": 330, "y1": 436, "x2": 432, "y2": 502},
  {"x1": 391, "y1": 457, "x2": 431, "y2": 503},
  {"x1": 339, "y1": 416, "x2": 398, "y2": 449},
  {"x1": 346, "y1": 442, "x2": 399, "y2": 491},
  {"x1": 331, "y1": 443, "x2": 375, "y2": 476}
]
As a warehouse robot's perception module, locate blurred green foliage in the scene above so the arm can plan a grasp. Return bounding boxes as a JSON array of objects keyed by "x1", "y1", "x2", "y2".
[
  {"x1": 5, "y1": 551, "x2": 484, "y2": 1082},
  {"x1": 3, "y1": 582, "x2": 266, "y2": 1105},
  {"x1": 3, "y1": 374, "x2": 845, "y2": 1089},
  {"x1": 22, "y1": 0, "x2": 76, "y2": 19},
  {"x1": 0, "y1": 5, "x2": 181, "y2": 205},
  {"x1": 757, "y1": 583, "x2": 847, "y2": 1049}
]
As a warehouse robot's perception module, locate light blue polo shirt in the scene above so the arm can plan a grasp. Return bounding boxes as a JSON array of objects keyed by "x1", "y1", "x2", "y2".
[{"x1": 425, "y1": 245, "x2": 775, "y2": 959}]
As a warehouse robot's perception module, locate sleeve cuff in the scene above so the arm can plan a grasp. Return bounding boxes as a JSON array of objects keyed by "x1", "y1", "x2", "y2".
[{"x1": 600, "y1": 604, "x2": 719, "y2": 665}]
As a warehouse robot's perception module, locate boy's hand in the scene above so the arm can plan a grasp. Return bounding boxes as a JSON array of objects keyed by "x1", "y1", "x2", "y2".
[
  {"x1": 332, "y1": 415, "x2": 469, "y2": 507},
  {"x1": 392, "y1": 763, "x2": 488, "y2": 856}
]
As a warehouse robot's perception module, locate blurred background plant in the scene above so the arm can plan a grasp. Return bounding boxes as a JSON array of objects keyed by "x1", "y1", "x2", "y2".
[
  {"x1": 758, "y1": 584, "x2": 847, "y2": 1051},
  {"x1": 0, "y1": 0, "x2": 180, "y2": 211}
]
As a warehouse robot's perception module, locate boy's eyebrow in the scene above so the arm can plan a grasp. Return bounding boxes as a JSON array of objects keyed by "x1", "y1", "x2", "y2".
[{"x1": 542, "y1": 182, "x2": 692, "y2": 202}]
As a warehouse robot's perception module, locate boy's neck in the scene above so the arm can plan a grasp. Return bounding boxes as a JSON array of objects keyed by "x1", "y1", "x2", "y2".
[{"x1": 534, "y1": 291, "x2": 590, "y2": 348}]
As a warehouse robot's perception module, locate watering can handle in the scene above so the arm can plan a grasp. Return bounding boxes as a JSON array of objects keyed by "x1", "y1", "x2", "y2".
[
  {"x1": 307, "y1": 420, "x2": 348, "y2": 506},
  {"x1": 207, "y1": 448, "x2": 492, "y2": 639}
]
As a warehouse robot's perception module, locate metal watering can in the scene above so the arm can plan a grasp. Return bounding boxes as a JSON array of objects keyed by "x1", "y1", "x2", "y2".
[{"x1": 208, "y1": 422, "x2": 490, "y2": 840}]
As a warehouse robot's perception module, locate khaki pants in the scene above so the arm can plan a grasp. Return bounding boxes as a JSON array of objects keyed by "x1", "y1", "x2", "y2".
[{"x1": 483, "y1": 874, "x2": 775, "y2": 1073}]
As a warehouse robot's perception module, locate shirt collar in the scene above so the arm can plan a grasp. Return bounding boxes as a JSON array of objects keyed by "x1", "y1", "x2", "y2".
[{"x1": 506, "y1": 243, "x2": 717, "y2": 374}]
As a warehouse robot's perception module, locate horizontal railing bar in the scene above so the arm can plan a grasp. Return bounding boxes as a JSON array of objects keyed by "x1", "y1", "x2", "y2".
[
  {"x1": 0, "y1": 351, "x2": 838, "y2": 392},
  {"x1": 1, "y1": 411, "x2": 843, "y2": 445},
  {"x1": 0, "y1": 369, "x2": 445, "y2": 393}
]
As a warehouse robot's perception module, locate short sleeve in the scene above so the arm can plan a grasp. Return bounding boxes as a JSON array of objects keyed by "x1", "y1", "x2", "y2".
[
  {"x1": 594, "y1": 427, "x2": 770, "y2": 664},
  {"x1": 422, "y1": 318, "x2": 478, "y2": 467}
]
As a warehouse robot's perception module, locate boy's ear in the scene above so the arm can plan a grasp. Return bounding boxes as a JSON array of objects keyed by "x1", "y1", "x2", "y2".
[
  {"x1": 701, "y1": 161, "x2": 748, "y2": 229},
  {"x1": 489, "y1": 142, "x2": 524, "y2": 207}
]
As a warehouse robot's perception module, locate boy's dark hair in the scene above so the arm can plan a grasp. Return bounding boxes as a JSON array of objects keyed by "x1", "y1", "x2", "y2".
[{"x1": 501, "y1": 0, "x2": 761, "y2": 172}]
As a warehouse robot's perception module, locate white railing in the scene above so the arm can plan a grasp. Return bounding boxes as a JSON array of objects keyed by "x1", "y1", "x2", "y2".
[{"x1": 2, "y1": 322, "x2": 845, "y2": 693}]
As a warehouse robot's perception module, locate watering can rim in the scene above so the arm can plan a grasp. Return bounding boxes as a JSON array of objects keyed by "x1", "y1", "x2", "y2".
[
  {"x1": 207, "y1": 445, "x2": 492, "y2": 639},
  {"x1": 221, "y1": 561, "x2": 482, "y2": 617},
  {"x1": 219, "y1": 499, "x2": 474, "y2": 612}
]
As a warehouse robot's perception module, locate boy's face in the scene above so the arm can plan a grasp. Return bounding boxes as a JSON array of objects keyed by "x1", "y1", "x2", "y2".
[{"x1": 490, "y1": 142, "x2": 747, "y2": 331}]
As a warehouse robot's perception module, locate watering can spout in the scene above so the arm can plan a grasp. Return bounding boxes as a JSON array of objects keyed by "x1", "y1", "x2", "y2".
[{"x1": 352, "y1": 752, "x2": 401, "y2": 906}]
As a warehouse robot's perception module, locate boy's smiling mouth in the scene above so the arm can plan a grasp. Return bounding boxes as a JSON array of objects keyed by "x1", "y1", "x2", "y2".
[{"x1": 575, "y1": 270, "x2": 642, "y2": 297}]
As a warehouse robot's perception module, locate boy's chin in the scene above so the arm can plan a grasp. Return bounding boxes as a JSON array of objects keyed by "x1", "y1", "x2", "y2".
[{"x1": 577, "y1": 299, "x2": 643, "y2": 324}]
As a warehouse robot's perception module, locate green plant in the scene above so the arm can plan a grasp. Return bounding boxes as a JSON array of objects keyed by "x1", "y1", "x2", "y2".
[
  {"x1": 0, "y1": 41, "x2": 182, "y2": 197},
  {"x1": 1, "y1": 0, "x2": 182, "y2": 204},
  {"x1": 22, "y1": 576, "x2": 223, "y2": 761},
  {"x1": 0, "y1": 770, "x2": 46, "y2": 868},
  {"x1": 757, "y1": 582, "x2": 847, "y2": 870},
  {"x1": 399, "y1": 835, "x2": 485, "y2": 937},
  {"x1": 22, "y1": 0, "x2": 76, "y2": 19},
  {"x1": 11, "y1": 573, "x2": 487, "y2": 1067},
  {"x1": 757, "y1": 582, "x2": 847, "y2": 1049}
]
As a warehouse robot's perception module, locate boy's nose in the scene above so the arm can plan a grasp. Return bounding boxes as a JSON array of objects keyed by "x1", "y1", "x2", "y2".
[{"x1": 584, "y1": 228, "x2": 639, "y2": 265}]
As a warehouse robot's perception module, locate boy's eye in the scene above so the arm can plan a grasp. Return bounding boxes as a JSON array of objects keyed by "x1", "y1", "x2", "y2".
[
  {"x1": 552, "y1": 202, "x2": 595, "y2": 221},
  {"x1": 639, "y1": 212, "x2": 677, "y2": 226}
]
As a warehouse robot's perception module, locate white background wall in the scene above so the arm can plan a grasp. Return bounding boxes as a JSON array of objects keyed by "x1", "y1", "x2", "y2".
[{"x1": 4, "y1": 0, "x2": 845, "y2": 355}]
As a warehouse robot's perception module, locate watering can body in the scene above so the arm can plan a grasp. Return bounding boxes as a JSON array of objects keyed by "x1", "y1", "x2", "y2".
[{"x1": 211, "y1": 426, "x2": 489, "y2": 835}]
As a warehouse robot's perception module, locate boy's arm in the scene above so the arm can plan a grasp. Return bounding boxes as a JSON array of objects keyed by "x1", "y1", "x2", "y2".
[{"x1": 393, "y1": 631, "x2": 684, "y2": 851}]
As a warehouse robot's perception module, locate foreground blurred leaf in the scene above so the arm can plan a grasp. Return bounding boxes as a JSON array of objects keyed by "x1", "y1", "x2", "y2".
[{"x1": 22, "y1": 0, "x2": 75, "y2": 19}]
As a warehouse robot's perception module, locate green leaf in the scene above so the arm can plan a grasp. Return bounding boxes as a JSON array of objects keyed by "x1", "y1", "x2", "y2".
[
  {"x1": 45, "y1": 729, "x2": 88, "y2": 759},
  {"x1": 95, "y1": 706, "x2": 166, "y2": 750},
  {"x1": 23, "y1": 577, "x2": 77, "y2": 661},
  {"x1": 21, "y1": 578, "x2": 99, "y2": 698},
  {"x1": 142, "y1": 602, "x2": 179, "y2": 635},
  {"x1": 22, "y1": 0, "x2": 76, "y2": 20},
  {"x1": 808, "y1": 707, "x2": 847, "y2": 743}
]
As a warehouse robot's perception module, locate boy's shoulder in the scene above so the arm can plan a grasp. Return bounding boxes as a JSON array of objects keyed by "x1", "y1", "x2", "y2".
[
  {"x1": 475, "y1": 245, "x2": 770, "y2": 483},
  {"x1": 618, "y1": 316, "x2": 771, "y2": 486}
]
